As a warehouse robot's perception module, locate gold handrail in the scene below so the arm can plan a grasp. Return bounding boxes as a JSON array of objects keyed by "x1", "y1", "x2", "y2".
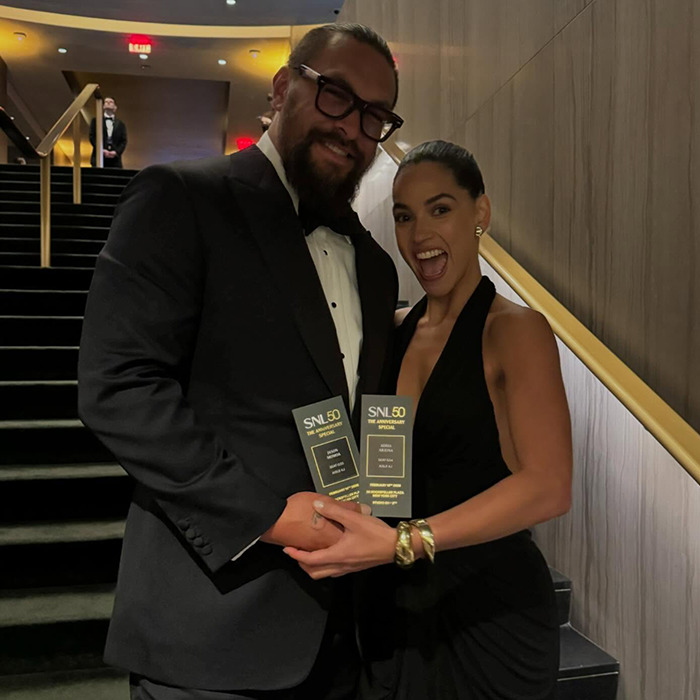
[
  {"x1": 381, "y1": 142, "x2": 700, "y2": 485},
  {"x1": 0, "y1": 83, "x2": 102, "y2": 267}
]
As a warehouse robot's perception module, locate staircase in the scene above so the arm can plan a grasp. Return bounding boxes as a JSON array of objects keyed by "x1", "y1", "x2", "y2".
[
  {"x1": 0, "y1": 164, "x2": 133, "y2": 698},
  {"x1": 552, "y1": 568, "x2": 620, "y2": 698},
  {"x1": 0, "y1": 164, "x2": 619, "y2": 698}
]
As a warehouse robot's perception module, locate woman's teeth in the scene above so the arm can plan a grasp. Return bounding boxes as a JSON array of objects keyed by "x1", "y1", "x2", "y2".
[{"x1": 416, "y1": 248, "x2": 446, "y2": 260}]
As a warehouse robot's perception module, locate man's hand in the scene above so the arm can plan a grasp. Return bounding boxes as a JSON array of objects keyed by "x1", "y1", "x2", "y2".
[
  {"x1": 103, "y1": 149, "x2": 115, "y2": 158},
  {"x1": 284, "y1": 500, "x2": 396, "y2": 579},
  {"x1": 260, "y1": 492, "x2": 368, "y2": 551}
]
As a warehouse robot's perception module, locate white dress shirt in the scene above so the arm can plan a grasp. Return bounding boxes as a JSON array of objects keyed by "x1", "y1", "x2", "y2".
[
  {"x1": 105, "y1": 115, "x2": 114, "y2": 139},
  {"x1": 231, "y1": 132, "x2": 364, "y2": 561},
  {"x1": 256, "y1": 131, "x2": 363, "y2": 409}
]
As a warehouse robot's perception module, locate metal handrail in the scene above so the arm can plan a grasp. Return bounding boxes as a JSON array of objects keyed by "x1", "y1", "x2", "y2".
[
  {"x1": 381, "y1": 140, "x2": 700, "y2": 486},
  {"x1": 0, "y1": 83, "x2": 103, "y2": 267}
]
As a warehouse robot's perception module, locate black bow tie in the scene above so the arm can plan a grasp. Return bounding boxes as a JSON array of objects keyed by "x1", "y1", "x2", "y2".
[
  {"x1": 298, "y1": 201, "x2": 359, "y2": 240},
  {"x1": 105, "y1": 116, "x2": 114, "y2": 120}
]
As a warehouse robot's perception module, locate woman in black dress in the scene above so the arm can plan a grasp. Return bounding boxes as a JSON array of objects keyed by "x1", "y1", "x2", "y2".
[{"x1": 285, "y1": 141, "x2": 572, "y2": 699}]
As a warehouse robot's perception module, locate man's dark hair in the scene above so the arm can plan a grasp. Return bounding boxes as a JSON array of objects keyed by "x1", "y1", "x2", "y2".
[
  {"x1": 288, "y1": 23, "x2": 398, "y2": 106},
  {"x1": 396, "y1": 140, "x2": 485, "y2": 199}
]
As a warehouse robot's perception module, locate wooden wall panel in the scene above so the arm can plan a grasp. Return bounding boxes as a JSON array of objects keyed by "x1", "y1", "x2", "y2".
[
  {"x1": 342, "y1": 0, "x2": 700, "y2": 430},
  {"x1": 347, "y1": 1, "x2": 700, "y2": 697}
]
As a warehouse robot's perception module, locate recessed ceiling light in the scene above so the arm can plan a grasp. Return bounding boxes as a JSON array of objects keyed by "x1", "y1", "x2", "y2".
[
  {"x1": 218, "y1": 59, "x2": 227, "y2": 65},
  {"x1": 249, "y1": 49, "x2": 260, "y2": 58},
  {"x1": 139, "y1": 53, "x2": 149, "y2": 60},
  {"x1": 14, "y1": 32, "x2": 26, "y2": 41},
  {"x1": 58, "y1": 47, "x2": 67, "y2": 54},
  {"x1": 226, "y1": 0, "x2": 236, "y2": 5}
]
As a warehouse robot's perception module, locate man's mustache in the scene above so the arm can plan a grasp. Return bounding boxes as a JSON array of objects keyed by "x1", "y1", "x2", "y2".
[{"x1": 307, "y1": 129, "x2": 362, "y2": 162}]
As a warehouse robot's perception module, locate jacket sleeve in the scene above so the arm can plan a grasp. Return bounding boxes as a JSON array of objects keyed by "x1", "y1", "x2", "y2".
[
  {"x1": 115, "y1": 122, "x2": 127, "y2": 155},
  {"x1": 89, "y1": 118, "x2": 96, "y2": 147},
  {"x1": 78, "y1": 164, "x2": 286, "y2": 573}
]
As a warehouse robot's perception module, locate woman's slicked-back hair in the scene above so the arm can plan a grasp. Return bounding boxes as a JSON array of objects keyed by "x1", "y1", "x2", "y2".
[
  {"x1": 396, "y1": 140, "x2": 485, "y2": 199},
  {"x1": 288, "y1": 23, "x2": 399, "y2": 106}
]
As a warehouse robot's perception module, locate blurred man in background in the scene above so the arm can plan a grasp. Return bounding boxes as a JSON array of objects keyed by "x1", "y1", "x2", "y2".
[{"x1": 90, "y1": 96, "x2": 127, "y2": 168}]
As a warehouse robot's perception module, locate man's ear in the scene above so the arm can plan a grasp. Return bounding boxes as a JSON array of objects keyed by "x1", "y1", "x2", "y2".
[{"x1": 270, "y1": 66, "x2": 291, "y2": 112}]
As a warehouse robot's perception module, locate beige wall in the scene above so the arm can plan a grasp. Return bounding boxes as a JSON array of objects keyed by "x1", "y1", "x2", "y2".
[{"x1": 340, "y1": 0, "x2": 700, "y2": 433}]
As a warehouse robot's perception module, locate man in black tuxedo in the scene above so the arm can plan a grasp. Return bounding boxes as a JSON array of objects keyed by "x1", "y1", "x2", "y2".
[
  {"x1": 79, "y1": 23, "x2": 402, "y2": 700},
  {"x1": 89, "y1": 96, "x2": 127, "y2": 167}
]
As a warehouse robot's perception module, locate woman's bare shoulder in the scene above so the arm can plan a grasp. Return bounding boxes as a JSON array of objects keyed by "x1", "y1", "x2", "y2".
[
  {"x1": 394, "y1": 306, "x2": 412, "y2": 327},
  {"x1": 485, "y1": 294, "x2": 557, "y2": 365}
]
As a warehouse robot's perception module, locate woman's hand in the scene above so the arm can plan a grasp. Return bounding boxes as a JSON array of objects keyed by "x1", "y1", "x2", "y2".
[{"x1": 283, "y1": 500, "x2": 396, "y2": 579}]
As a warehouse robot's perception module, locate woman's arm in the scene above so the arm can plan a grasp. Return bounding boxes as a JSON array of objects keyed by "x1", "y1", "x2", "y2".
[
  {"x1": 285, "y1": 309, "x2": 572, "y2": 578},
  {"x1": 427, "y1": 309, "x2": 572, "y2": 551}
]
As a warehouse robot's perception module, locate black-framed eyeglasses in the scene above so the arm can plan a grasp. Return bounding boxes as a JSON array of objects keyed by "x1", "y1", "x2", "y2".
[{"x1": 296, "y1": 64, "x2": 403, "y2": 143}]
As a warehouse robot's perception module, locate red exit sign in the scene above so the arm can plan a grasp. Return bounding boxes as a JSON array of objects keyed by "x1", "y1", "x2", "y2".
[{"x1": 128, "y1": 35, "x2": 152, "y2": 54}]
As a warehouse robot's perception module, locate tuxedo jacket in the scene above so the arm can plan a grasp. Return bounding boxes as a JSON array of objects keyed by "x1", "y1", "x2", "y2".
[
  {"x1": 78, "y1": 146, "x2": 398, "y2": 690},
  {"x1": 89, "y1": 116, "x2": 127, "y2": 167}
]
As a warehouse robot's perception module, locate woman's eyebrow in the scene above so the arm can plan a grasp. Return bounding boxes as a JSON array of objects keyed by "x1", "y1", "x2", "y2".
[{"x1": 424, "y1": 193, "x2": 457, "y2": 205}]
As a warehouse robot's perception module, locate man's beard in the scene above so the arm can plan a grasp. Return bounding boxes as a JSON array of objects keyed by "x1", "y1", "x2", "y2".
[{"x1": 282, "y1": 128, "x2": 369, "y2": 214}]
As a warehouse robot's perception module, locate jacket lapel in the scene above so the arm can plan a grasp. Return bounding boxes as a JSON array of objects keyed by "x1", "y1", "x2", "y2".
[
  {"x1": 226, "y1": 147, "x2": 349, "y2": 405},
  {"x1": 353, "y1": 227, "x2": 394, "y2": 422}
]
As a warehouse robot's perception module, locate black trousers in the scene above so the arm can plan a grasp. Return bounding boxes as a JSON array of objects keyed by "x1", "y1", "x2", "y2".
[{"x1": 129, "y1": 594, "x2": 360, "y2": 700}]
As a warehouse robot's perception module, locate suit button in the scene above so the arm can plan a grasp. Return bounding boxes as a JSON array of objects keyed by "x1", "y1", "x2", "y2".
[
  {"x1": 185, "y1": 528, "x2": 197, "y2": 540},
  {"x1": 201, "y1": 545, "x2": 213, "y2": 555},
  {"x1": 194, "y1": 537, "x2": 205, "y2": 547},
  {"x1": 177, "y1": 519, "x2": 190, "y2": 530}
]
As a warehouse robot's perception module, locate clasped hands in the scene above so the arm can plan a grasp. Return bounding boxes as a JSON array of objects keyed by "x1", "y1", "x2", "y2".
[{"x1": 260, "y1": 491, "x2": 398, "y2": 579}]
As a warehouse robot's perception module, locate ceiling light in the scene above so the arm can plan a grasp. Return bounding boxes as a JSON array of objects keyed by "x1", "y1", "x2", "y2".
[
  {"x1": 249, "y1": 49, "x2": 260, "y2": 58},
  {"x1": 218, "y1": 59, "x2": 227, "y2": 65},
  {"x1": 226, "y1": 0, "x2": 236, "y2": 5},
  {"x1": 14, "y1": 32, "x2": 26, "y2": 41},
  {"x1": 139, "y1": 53, "x2": 149, "y2": 60},
  {"x1": 58, "y1": 47, "x2": 67, "y2": 54}
]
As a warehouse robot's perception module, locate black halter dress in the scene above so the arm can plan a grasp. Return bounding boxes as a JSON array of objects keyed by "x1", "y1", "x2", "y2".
[{"x1": 357, "y1": 276, "x2": 559, "y2": 700}]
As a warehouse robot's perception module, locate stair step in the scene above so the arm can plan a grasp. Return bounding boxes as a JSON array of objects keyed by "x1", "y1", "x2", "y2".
[
  {"x1": 0, "y1": 418, "x2": 113, "y2": 465},
  {"x1": 0, "y1": 224, "x2": 109, "y2": 241},
  {"x1": 0, "y1": 169, "x2": 136, "y2": 184},
  {"x1": 0, "y1": 289, "x2": 89, "y2": 315},
  {"x1": 0, "y1": 266, "x2": 93, "y2": 290},
  {"x1": 0, "y1": 462, "x2": 125, "y2": 481},
  {"x1": 0, "y1": 238, "x2": 105, "y2": 255},
  {"x1": 0, "y1": 163, "x2": 138, "y2": 175},
  {"x1": 0, "y1": 181, "x2": 125, "y2": 196},
  {"x1": 0, "y1": 519, "x2": 125, "y2": 547},
  {"x1": 557, "y1": 671, "x2": 620, "y2": 700},
  {"x1": 0, "y1": 380, "x2": 78, "y2": 419},
  {"x1": 0, "y1": 190, "x2": 121, "y2": 205},
  {"x1": 0, "y1": 619, "x2": 110, "y2": 676},
  {"x1": 550, "y1": 567, "x2": 572, "y2": 625},
  {"x1": 0, "y1": 585, "x2": 114, "y2": 675},
  {"x1": 557, "y1": 624, "x2": 619, "y2": 698},
  {"x1": 0, "y1": 348, "x2": 79, "y2": 380},
  {"x1": 0, "y1": 202, "x2": 115, "y2": 216},
  {"x1": 0, "y1": 253, "x2": 97, "y2": 267},
  {"x1": 0, "y1": 212, "x2": 112, "y2": 227},
  {"x1": 0, "y1": 469, "x2": 130, "y2": 522},
  {"x1": 0, "y1": 317, "x2": 83, "y2": 345},
  {"x1": 0, "y1": 667, "x2": 128, "y2": 700},
  {"x1": 0, "y1": 515, "x2": 125, "y2": 588}
]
